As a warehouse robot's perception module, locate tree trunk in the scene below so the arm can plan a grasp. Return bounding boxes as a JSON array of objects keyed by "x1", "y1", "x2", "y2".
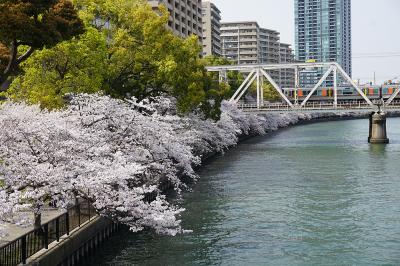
[
  {"x1": 0, "y1": 79, "x2": 10, "y2": 92},
  {"x1": 0, "y1": 42, "x2": 34, "y2": 92},
  {"x1": 33, "y1": 212, "x2": 45, "y2": 236},
  {"x1": 1, "y1": 40, "x2": 18, "y2": 90},
  {"x1": 74, "y1": 195, "x2": 81, "y2": 217},
  {"x1": 34, "y1": 212, "x2": 42, "y2": 231}
]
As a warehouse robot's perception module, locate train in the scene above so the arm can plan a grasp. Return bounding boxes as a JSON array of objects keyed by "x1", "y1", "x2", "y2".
[{"x1": 282, "y1": 85, "x2": 400, "y2": 102}]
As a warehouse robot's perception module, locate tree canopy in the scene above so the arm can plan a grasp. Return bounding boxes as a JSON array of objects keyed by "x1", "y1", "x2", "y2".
[
  {"x1": 7, "y1": 28, "x2": 108, "y2": 109},
  {"x1": 74, "y1": 0, "x2": 213, "y2": 114},
  {"x1": 5, "y1": 0, "x2": 234, "y2": 118},
  {"x1": 263, "y1": 82, "x2": 281, "y2": 101},
  {"x1": 0, "y1": 0, "x2": 84, "y2": 89}
]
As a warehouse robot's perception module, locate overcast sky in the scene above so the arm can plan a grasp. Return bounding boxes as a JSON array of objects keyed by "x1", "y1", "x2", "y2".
[{"x1": 212, "y1": 0, "x2": 400, "y2": 84}]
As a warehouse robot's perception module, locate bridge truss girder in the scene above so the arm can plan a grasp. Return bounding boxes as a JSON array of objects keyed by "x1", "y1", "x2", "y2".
[{"x1": 206, "y1": 62, "x2": 374, "y2": 109}]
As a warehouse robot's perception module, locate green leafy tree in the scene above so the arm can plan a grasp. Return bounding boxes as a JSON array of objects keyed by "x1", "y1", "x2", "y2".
[
  {"x1": 200, "y1": 56, "x2": 243, "y2": 119},
  {"x1": 202, "y1": 55, "x2": 245, "y2": 98},
  {"x1": 0, "y1": 0, "x2": 84, "y2": 89},
  {"x1": 6, "y1": 28, "x2": 108, "y2": 109},
  {"x1": 247, "y1": 79, "x2": 281, "y2": 102},
  {"x1": 73, "y1": 0, "x2": 209, "y2": 114},
  {"x1": 6, "y1": 0, "x2": 236, "y2": 118},
  {"x1": 263, "y1": 82, "x2": 281, "y2": 101}
]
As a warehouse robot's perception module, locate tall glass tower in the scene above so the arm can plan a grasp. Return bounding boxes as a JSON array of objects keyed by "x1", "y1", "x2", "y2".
[{"x1": 295, "y1": 0, "x2": 352, "y2": 85}]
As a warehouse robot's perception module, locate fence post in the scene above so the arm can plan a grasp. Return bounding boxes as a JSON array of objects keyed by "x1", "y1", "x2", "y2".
[
  {"x1": 44, "y1": 224, "x2": 49, "y2": 249},
  {"x1": 21, "y1": 235, "x2": 27, "y2": 264},
  {"x1": 56, "y1": 217, "x2": 60, "y2": 242},
  {"x1": 66, "y1": 212, "x2": 70, "y2": 236}
]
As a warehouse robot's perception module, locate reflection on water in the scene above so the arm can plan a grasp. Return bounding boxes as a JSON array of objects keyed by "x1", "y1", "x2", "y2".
[
  {"x1": 87, "y1": 118, "x2": 400, "y2": 266},
  {"x1": 369, "y1": 142, "x2": 388, "y2": 155}
]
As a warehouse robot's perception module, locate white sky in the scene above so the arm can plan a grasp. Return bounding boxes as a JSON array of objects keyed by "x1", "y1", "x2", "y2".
[{"x1": 212, "y1": 0, "x2": 400, "y2": 84}]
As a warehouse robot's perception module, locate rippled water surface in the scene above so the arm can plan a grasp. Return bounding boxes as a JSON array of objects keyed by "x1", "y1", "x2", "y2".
[{"x1": 87, "y1": 118, "x2": 400, "y2": 266}]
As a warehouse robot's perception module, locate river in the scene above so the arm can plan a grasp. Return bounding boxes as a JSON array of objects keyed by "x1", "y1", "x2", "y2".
[{"x1": 87, "y1": 118, "x2": 400, "y2": 266}]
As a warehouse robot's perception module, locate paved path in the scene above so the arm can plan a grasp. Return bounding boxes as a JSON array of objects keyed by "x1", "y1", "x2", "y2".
[{"x1": 0, "y1": 209, "x2": 65, "y2": 248}]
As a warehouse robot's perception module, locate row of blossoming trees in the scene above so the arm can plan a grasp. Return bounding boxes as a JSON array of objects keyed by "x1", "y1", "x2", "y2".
[
  {"x1": 0, "y1": 0, "x2": 301, "y2": 236},
  {"x1": 0, "y1": 93, "x2": 281, "y2": 236}
]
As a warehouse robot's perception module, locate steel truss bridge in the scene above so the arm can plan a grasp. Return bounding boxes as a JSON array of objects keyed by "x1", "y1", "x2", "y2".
[{"x1": 206, "y1": 62, "x2": 400, "y2": 113}]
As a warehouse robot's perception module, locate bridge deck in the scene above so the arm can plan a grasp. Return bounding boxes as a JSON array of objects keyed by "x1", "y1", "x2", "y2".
[{"x1": 239, "y1": 101, "x2": 400, "y2": 113}]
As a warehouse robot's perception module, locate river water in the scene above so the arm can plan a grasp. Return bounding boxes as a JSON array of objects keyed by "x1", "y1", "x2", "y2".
[{"x1": 87, "y1": 118, "x2": 400, "y2": 266}]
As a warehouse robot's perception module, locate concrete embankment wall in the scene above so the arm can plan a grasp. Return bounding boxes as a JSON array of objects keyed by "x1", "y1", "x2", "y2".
[{"x1": 27, "y1": 217, "x2": 118, "y2": 266}]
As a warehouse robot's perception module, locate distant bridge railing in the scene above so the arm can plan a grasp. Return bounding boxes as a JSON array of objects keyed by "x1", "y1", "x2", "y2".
[{"x1": 238, "y1": 100, "x2": 400, "y2": 113}]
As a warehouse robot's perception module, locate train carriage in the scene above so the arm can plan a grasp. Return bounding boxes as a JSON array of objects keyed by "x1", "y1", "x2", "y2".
[{"x1": 283, "y1": 85, "x2": 400, "y2": 103}]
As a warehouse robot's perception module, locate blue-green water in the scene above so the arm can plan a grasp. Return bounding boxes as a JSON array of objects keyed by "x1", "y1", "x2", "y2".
[{"x1": 88, "y1": 118, "x2": 400, "y2": 266}]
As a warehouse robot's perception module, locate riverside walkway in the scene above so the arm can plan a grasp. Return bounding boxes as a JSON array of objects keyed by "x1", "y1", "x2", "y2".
[
  {"x1": 0, "y1": 202, "x2": 98, "y2": 266},
  {"x1": 0, "y1": 209, "x2": 64, "y2": 248}
]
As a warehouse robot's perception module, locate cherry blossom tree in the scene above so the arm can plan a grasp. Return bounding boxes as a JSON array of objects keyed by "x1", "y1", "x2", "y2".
[
  {"x1": 0, "y1": 94, "x2": 315, "y2": 238},
  {"x1": 0, "y1": 103, "x2": 78, "y2": 229},
  {"x1": 0, "y1": 94, "x2": 199, "y2": 235}
]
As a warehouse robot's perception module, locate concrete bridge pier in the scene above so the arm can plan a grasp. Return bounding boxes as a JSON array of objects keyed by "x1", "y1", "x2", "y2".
[{"x1": 369, "y1": 111, "x2": 389, "y2": 144}]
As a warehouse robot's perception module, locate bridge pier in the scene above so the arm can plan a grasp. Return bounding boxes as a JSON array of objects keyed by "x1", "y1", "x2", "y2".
[{"x1": 368, "y1": 111, "x2": 389, "y2": 144}]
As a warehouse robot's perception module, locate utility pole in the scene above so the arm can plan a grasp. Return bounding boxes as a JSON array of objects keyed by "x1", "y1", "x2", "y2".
[{"x1": 374, "y1": 71, "x2": 376, "y2": 85}]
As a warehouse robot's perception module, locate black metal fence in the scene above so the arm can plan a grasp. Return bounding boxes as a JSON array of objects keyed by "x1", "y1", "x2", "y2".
[{"x1": 0, "y1": 201, "x2": 97, "y2": 266}]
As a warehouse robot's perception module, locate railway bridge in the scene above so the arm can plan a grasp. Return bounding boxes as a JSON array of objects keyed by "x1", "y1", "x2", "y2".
[{"x1": 206, "y1": 62, "x2": 400, "y2": 143}]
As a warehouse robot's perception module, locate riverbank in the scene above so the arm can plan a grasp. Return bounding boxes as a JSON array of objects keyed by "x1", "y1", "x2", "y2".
[
  {"x1": 209, "y1": 108, "x2": 399, "y2": 148},
  {"x1": 240, "y1": 110, "x2": 400, "y2": 140},
  {"x1": 171, "y1": 108, "x2": 400, "y2": 199}
]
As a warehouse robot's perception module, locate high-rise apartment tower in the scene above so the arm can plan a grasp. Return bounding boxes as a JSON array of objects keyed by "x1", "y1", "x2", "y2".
[{"x1": 295, "y1": 0, "x2": 352, "y2": 79}]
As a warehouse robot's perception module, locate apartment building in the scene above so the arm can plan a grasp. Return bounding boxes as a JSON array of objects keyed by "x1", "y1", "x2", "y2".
[
  {"x1": 221, "y1": 22, "x2": 282, "y2": 65},
  {"x1": 259, "y1": 28, "x2": 280, "y2": 82},
  {"x1": 259, "y1": 28, "x2": 280, "y2": 64},
  {"x1": 201, "y1": 1, "x2": 221, "y2": 57},
  {"x1": 148, "y1": 0, "x2": 203, "y2": 39},
  {"x1": 221, "y1": 21, "x2": 260, "y2": 64},
  {"x1": 295, "y1": 0, "x2": 352, "y2": 86},
  {"x1": 279, "y1": 43, "x2": 295, "y2": 88},
  {"x1": 221, "y1": 21, "x2": 295, "y2": 86}
]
